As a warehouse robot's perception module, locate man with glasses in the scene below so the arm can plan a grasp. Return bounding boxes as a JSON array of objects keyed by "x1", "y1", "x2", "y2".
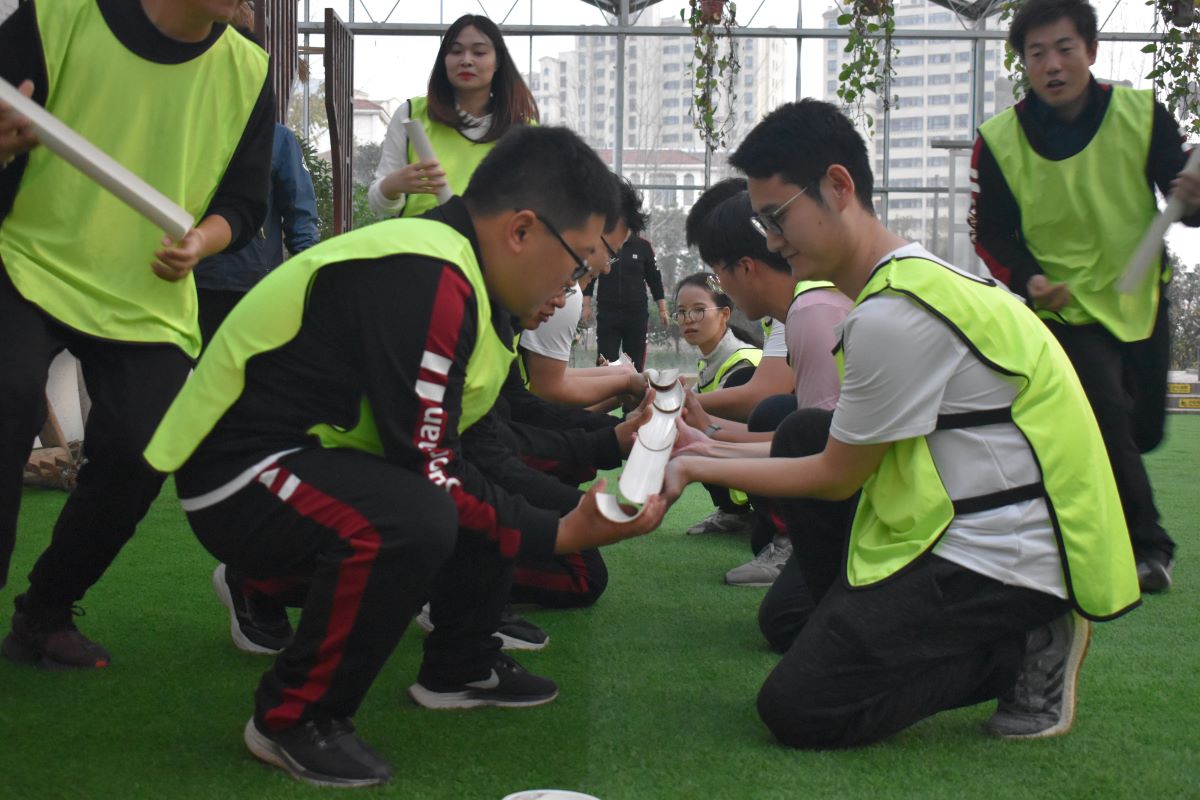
[
  {"x1": 582, "y1": 179, "x2": 667, "y2": 371},
  {"x1": 143, "y1": 127, "x2": 666, "y2": 787},
  {"x1": 680, "y1": 179, "x2": 850, "y2": 586},
  {"x1": 663, "y1": 99, "x2": 1138, "y2": 749},
  {"x1": 520, "y1": 177, "x2": 649, "y2": 410}
]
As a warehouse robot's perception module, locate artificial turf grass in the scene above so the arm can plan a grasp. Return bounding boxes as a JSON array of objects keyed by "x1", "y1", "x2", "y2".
[{"x1": 0, "y1": 417, "x2": 1196, "y2": 799}]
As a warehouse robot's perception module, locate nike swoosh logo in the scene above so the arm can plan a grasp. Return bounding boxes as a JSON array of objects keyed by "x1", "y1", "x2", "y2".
[{"x1": 466, "y1": 669, "x2": 500, "y2": 690}]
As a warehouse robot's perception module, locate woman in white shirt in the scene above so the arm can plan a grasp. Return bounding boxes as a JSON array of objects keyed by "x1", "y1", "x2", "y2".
[{"x1": 368, "y1": 14, "x2": 538, "y2": 218}]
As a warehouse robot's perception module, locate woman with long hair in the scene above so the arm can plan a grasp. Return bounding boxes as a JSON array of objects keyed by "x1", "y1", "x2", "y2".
[{"x1": 368, "y1": 14, "x2": 539, "y2": 218}]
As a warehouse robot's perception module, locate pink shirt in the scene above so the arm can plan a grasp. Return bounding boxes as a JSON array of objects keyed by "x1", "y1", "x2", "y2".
[{"x1": 785, "y1": 288, "x2": 853, "y2": 410}]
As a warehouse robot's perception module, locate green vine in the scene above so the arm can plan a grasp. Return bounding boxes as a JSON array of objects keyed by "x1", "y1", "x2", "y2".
[
  {"x1": 999, "y1": 0, "x2": 1029, "y2": 100},
  {"x1": 682, "y1": 0, "x2": 741, "y2": 150},
  {"x1": 1143, "y1": 0, "x2": 1200, "y2": 138},
  {"x1": 836, "y1": 0, "x2": 898, "y2": 134}
]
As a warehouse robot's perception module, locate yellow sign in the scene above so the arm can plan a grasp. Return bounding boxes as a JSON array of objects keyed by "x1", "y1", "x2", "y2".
[
  {"x1": 1167, "y1": 383, "x2": 1194, "y2": 394},
  {"x1": 1179, "y1": 398, "x2": 1200, "y2": 409}
]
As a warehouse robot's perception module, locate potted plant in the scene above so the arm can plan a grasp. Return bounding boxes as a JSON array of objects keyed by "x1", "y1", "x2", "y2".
[
  {"x1": 1144, "y1": 0, "x2": 1200, "y2": 136},
  {"x1": 682, "y1": 0, "x2": 741, "y2": 150},
  {"x1": 835, "y1": 0, "x2": 898, "y2": 134}
]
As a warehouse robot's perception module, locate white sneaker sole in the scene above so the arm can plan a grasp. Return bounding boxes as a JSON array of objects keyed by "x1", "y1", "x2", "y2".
[
  {"x1": 212, "y1": 565, "x2": 281, "y2": 656},
  {"x1": 494, "y1": 631, "x2": 549, "y2": 651},
  {"x1": 415, "y1": 605, "x2": 549, "y2": 651},
  {"x1": 997, "y1": 616, "x2": 1092, "y2": 740},
  {"x1": 242, "y1": 718, "x2": 385, "y2": 788},
  {"x1": 407, "y1": 682, "x2": 558, "y2": 710}
]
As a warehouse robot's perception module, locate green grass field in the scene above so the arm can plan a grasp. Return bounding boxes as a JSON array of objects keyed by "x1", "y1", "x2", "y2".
[{"x1": 2, "y1": 417, "x2": 1198, "y2": 799}]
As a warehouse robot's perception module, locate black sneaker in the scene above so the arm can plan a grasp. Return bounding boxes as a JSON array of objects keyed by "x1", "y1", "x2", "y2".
[
  {"x1": 212, "y1": 564, "x2": 294, "y2": 655},
  {"x1": 496, "y1": 606, "x2": 549, "y2": 651},
  {"x1": 243, "y1": 716, "x2": 392, "y2": 788},
  {"x1": 985, "y1": 612, "x2": 1090, "y2": 739},
  {"x1": 1136, "y1": 555, "x2": 1174, "y2": 594},
  {"x1": 413, "y1": 603, "x2": 549, "y2": 652},
  {"x1": 1, "y1": 595, "x2": 111, "y2": 670},
  {"x1": 408, "y1": 652, "x2": 559, "y2": 710}
]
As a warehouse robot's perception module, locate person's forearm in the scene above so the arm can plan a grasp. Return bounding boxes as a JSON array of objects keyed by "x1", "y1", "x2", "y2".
[
  {"x1": 569, "y1": 365, "x2": 629, "y2": 378},
  {"x1": 531, "y1": 372, "x2": 633, "y2": 408},
  {"x1": 697, "y1": 385, "x2": 762, "y2": 422},
  {"x1": 679, "y1": 452, "x2": 850, "y2": 500},
  {"x1": 195, "y1": 214, "x2": 233, "y2": 258}
]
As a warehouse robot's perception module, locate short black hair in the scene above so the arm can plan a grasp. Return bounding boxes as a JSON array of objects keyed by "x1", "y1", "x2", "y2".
[
  {"x1": 465, "y1": 126, "x2": 618, "y2": 232},
  {"x1": 685, "y1": 178, "x2": 790, "y2": 275},
  {"x1": 1009, "y1": 0, "x2": 1098, "y2": 56},
  {"x1": 615, "y1": 176, "x2": 649, "y2": 235},
  {"x1": 729, "y1": 99, "x2": 875, "y2": 214}
]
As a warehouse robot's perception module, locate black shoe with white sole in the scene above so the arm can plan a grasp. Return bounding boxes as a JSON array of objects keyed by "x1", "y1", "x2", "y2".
[
  {"x1": 414, "y1": 602, "x2": 549, "y2": 652},
  {"x1": 243, "y1": 716, "x2": 392, "y2": 788},
  {"x1": 409, "y1": 652, "x2": 558, "y2": 710},
  {"x1": 213, "y1": 564, "x2": 294, "y2": 655}
]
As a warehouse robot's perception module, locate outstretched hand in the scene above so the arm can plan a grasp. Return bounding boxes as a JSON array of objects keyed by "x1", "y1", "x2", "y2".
[
  {"x1": 555, "y1": 478, "x2": 666, "y2": 554},
  {"x1": 672, "y1": 416, "x2": 711, "y2": 457}
]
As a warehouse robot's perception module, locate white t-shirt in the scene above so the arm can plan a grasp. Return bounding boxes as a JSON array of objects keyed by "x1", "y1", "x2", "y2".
[
  {"x1": 519, "y1": 285, "x2": 583, "y2": 362},
  {"x1": 830, "y1": 243, "x2": 1066, "y2": 599},
  {"x1": 367, "y1": 100, "x2": 492, "y2": 218},
  {"x1": 761, "y1": 314, "x2": 787, "y2": 357}
]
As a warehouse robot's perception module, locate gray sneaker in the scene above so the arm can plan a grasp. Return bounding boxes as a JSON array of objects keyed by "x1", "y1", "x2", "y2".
[
  {"x1": 725, "y1": 536, "x2": 792, "y2": 587},
  {"x1": 985, "y1": 611, "x2": 1091, "y2": 739},
  {"x1": 687, "y1": 508, "x2": 754, "y2": 536}
]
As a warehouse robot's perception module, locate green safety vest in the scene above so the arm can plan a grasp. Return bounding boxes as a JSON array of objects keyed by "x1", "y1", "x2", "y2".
[
  {"x1": 695, "y1": 347, "x2": 762, "y2": 394},
  {"x1": 0, "y1": 0, "x2": 268, "y2": 358},
  {"x1": 145, "y1": 218, "x2": 513, "y2": 472},
  {"x1": 979, "y1": 86, "x2": 1159, "y2": 342},
  {"x1": 839, "y1": 257, "x2": 1139, "y2": 621},
  {"x1": 402, "y1": 96, "x2": 498, "y2": 218},
  {"x1": 760, "y1": 280, "x2": 838, "y2": 342}
]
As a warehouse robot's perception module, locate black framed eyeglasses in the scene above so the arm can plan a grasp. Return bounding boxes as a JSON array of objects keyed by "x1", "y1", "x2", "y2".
[
  {"x1": 531, "y1": 211, "x2": 591, "y2": 283},
  {"x1": 673, "y1": 306, "x2": 721, "y2": 324},
  {"x1": 750, "y1": 186, "x2": 808, "y2": 238},
  {"x1": 601, "y1": 236, "x2": 620, "y2": 268}
]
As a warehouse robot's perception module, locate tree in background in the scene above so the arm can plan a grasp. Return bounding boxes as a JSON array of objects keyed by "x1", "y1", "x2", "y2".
[{"x1": 1167, "y1": 251, "x2": 1200, "y2": 371}]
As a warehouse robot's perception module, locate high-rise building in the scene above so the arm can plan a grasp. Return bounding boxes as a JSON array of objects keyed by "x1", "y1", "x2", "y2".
[
  {"x1": 822, "y1": 0, "x2": 1011, "y2": 264},
  {"x1": 526, "y1": 7, "x2": 787, "y2": 207}
]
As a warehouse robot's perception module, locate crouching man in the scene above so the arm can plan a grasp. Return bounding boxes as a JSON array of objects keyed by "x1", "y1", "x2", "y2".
[
  {"x1": 664, "y1": 100, "x2": 1139, "y2": 749},
  {"x1": 144, "y1": 127, "x2": 665, "y2": 787}
]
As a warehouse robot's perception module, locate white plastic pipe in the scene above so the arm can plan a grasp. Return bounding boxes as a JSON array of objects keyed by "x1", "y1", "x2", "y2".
[
  {"x1": 0, "y1": 78, "x2": 194, "y2": 241},
  {"x1": 597, "y1": 370, "x2": 685, "y2": 522},
  {"x1": 1119, "y1": 146, "x2": 1200, "y2": 294},
  {"x1": 401, "y1": 118, "x2": 454, "y2": 205}
]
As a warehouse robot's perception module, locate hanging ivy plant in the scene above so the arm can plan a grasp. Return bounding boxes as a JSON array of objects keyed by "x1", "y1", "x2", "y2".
[
  {"x1": 835, "y1": 0, "x2": 898, "y2": 134},
  {"x1": 1143, "y1": 0, "x2": 1200, "y2": 137},
  {"x1": 682, "y1": 0, "x2": 741, "y2": 150},
  {"x1": 999, "y1": 0, "x2": 1030, "y2": 100}
]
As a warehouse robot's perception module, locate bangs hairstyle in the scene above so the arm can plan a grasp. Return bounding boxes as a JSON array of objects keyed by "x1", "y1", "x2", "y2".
[
  {"x1": 729, "y1": 99, "x2": 876, "y2": 215},
  {"x1": 674, "y1": 271, "x2": 761, "y2": 347},
  {"x1": 1008, "y1": 0, "x2": 1098, "y2": 56},
  {"x1": 464, "y1": 126, "x2": 618, "y2": 232},
  {"x1": 685, "y1": 178, "x2": 790, "y2": 275},
  {"x1": 427, "y1": 15, "x2": 540, "y2": 142}
]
